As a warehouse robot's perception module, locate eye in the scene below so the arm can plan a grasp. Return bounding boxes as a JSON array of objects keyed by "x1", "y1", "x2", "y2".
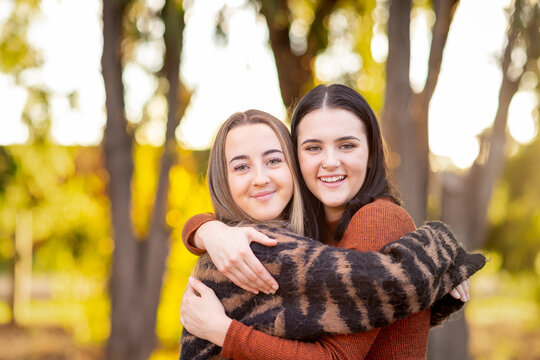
[
  {"x1": 339, "y1": 143, "x2": 356, "y2": 150},
  {"x1": 304, "y1": 145, "x2": 322, "y2": 152},
  {"x1": 233, "y1": 163, "x2": 249, "y2": 172},
  {"x1": 266, "y1": 157, "x2": 283, "y2": 167}
]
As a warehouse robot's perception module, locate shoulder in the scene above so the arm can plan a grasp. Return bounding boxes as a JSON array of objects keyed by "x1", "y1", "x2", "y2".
[
  {"x1": 339, "y1": 199, "x2": 416, "y2": 251},
  {"x1": 351, "y1": 198, "x2": 415, "y2": 232}
]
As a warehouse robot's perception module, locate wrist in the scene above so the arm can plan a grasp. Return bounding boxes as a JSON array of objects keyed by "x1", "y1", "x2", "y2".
[
  {"x1": 195, "y1": 220, "x2": 226, "y2": 250},
  {"x1": 208, "y1": 316, "x2": 232, "y2": 347}
]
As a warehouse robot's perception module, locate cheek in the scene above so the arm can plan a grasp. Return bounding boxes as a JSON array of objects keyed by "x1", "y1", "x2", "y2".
[
  {"x1": 284, "y1": 173, "x2": 294, "y2": 197},
  {"x1": 227, "y1": 175, "x2": 243, "y2": 203},
  {"x1": 298, "y1": 153, "x2": 316, "y2": 178}
]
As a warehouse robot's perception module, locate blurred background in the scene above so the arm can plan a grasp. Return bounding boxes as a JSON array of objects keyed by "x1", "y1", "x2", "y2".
[{"x1": 0, "y1": 0, "x2": 539, "y2": 359}]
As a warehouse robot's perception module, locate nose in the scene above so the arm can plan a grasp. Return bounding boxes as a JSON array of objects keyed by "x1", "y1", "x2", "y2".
[
  {"x1": 252, "y1": 165, "x2": 270, "y2": 186},
  {"x1": 322, "y1": 150, "x2": 340, "y2": 169}
]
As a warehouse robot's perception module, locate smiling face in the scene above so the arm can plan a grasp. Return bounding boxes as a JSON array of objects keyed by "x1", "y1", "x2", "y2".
[
  {"x1": 297, "y1": 108, "x2": 369, "y2": 222},
  {"x1": 225, "y1": 123, "x2": 294, "y2": 221}
]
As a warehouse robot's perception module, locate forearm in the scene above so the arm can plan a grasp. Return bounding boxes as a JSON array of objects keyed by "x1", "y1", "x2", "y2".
[
  {"x1": 181, "y1": 213, "x2": 216, "y2": 255},
  {"x1": 250, "y1": 222, "x2": 486, "y2": 334},
  {"x1": 222, "y1": 320, "x2": 376, "y2": 360}
]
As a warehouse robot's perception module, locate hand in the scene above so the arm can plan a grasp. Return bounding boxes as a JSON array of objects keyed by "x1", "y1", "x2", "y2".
[
  {"x1": 180, "y1": 276, "x2": 233, "y2": 347},
  {"x1": 449, "y1": 279, "x2": 470, "y2": 302},
  {"x1": 194, "y1": 221, "x2": 279, "y2": 294}
]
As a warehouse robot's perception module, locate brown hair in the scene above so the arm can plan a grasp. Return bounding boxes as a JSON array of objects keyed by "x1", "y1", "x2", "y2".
[
  {"x1": 291, "y1": 84, "x2": 400, "y2": 242},
  {"x1": 208, "y1": 109, "x2": 305, "y2": 235}
]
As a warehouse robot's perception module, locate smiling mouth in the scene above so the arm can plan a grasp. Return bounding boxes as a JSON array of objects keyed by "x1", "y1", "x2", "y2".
[
  {"x1": 319, "y1": 175, "x2": 345, "y2": 183},
  {"x1": 252, "y1": 191, "x2": 275, "y2": 200}
]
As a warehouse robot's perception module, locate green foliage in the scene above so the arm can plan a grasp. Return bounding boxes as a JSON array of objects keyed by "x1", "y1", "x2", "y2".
[
  {"x1": 0, "y1": 144, "x2": 110, "y2": 274},
  {"x1": 466, "y1": 252, "x2": 540, "y2": 359},
  {"x1": 0, "y1": 147, "x2": 17, "y2": 196},
  {"x1": 486, "y1": 136, "x2": 540, "y2": 272},
  {"x1": 0, "y1": 0, "x2": 41, "y2": 74},
  {"x1": 0, "y1": 142, "x2": 212, "y2": 351}
]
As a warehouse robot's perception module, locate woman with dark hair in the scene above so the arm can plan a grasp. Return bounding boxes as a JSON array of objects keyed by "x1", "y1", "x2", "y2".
[
  {"x1": 181, "y1": 85, "x2": 470, "y2": 359},
  {"x1": 290, "y1": 83, "x2": 399, "y2": 244}
]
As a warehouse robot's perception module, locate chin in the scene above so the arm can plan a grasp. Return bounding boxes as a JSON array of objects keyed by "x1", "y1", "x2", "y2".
[
  {"x1": 322, "y1": 199, "x2": 347, "y2": 208},
  {"x1": 255, "y1": 212, "x2": 280, "y2": 221}
]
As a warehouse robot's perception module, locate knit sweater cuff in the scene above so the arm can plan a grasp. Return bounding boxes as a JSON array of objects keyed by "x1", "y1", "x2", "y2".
[
  {"x1": 221, "y1": 320, "x2": 247, "y2": 358},
  {"x1": 181, "y1": 213, "x2": 216, "y2": 256}
]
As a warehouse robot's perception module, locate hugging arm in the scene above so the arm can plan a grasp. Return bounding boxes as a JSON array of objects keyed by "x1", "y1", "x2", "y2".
[
  {"x1": 183, "y1": 214, "x2": 279, "y2": 295},
  {"x1": 179, "y1": 221, "x2": 486, "y2": 359}
]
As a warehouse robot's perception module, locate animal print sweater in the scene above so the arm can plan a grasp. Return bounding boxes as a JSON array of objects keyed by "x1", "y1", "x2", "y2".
[{"x1": 179, "y1": 221, "x2": 486, "y2": 360}]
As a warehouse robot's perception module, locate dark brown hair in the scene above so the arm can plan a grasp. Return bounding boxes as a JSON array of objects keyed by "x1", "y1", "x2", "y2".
[{"x1": 290, "y1": 84, "x2": 399, "y2": 242}]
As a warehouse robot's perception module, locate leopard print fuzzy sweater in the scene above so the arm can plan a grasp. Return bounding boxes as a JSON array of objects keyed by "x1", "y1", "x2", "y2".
[{"x1": 179, "y1": 221, "x2": 486, "y2": 360}]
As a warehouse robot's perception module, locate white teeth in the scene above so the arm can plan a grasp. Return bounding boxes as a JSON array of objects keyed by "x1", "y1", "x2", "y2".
[{"x1": 320, "y1": 176, "x2": 345, "y2": 183}]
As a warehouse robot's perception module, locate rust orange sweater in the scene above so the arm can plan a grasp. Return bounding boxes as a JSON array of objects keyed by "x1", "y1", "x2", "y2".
[{"x1": 181, "y1": 199, "x2": 430, "y2": 359}]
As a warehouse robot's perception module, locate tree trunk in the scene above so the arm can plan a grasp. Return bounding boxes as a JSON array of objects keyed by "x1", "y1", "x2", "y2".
[
  {"x1": 102, "y1": 1, "x2": 142, "y2": 358},
  {"x1": 13, "y1": 211, "x2": 32, "y2": 324},
  {"x1": 260, "y1": 0, "x2": 336, "y2": 108},
  {"x1": 383, "y1": 0, "x2": 431, "y2": 224},
  {"x1": 432, "y1": 3, "x2": 525, "y2": 359},
  {"x1": 138, "y1": 1, "x2": 187, "y2": 357},
  {"x1": 102, "y1": 0, "x2": 188, "y2": 358}
]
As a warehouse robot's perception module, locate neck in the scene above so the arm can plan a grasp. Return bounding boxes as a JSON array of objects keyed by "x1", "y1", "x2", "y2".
[{"x1": 324, "y1": 206, "x2": 345, "y2": 223}]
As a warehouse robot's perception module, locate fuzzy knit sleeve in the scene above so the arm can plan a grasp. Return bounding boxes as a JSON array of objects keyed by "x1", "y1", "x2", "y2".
[
  {"x1": 180, "y1": 216, "x2": 487, "y2": 359},
  {"x1": 220, "y1": 199, "x2": 415, "y2": 360},
  {"x1": 181, "y1": 213, "x2": 216, "y2": 256}
]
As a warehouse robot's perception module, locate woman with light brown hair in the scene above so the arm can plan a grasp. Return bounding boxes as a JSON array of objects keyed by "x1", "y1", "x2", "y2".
[{"x1": 179, "y1": 106, "x2": 482, "y2": 360}]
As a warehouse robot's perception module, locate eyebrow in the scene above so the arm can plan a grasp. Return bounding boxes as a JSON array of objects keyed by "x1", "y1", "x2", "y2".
[
  {"x1": 300, "y1": 136, "x2": 361, "y2": 146},
  {"x1": 229, "y1": 149, "x2": 283, "y2": 164},
  {"x1": 263, "y1": 149, "x2": 283, "y2": 156}
]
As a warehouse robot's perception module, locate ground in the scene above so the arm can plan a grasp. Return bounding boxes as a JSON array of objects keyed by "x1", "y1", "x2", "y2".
[{"x1": 0, "y1": 324, "x2": 102, "y2": 360}]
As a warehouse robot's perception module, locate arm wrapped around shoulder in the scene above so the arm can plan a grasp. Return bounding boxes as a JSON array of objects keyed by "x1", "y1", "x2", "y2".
[{"x1": 180, "y1": 221, "x2": 486, "y2": 359}]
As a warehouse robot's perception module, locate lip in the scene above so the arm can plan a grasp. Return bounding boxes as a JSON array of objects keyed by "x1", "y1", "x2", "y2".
[
  {"x1": 251, "y1": 190, "x2": 276, "y2": 200},
  {"x1": 318, "y1": 175, "x2": 346, "y2": 188}
]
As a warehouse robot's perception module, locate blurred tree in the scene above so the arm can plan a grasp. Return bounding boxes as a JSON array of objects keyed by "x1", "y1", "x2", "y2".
[
  {"x1": 0, "y1": 143, "x2": 111, "y2": 332},
  {"x1": 383, "y1": 0, "x2": 539, "y2": 358},
  {"x1": 256, "y1": 0, "x2": 383, "y2": 109},
  {"x1": 0, "y1": 0, "x2": 52, "y2": 142},
  {"x1": 220, "y1": 0, "x2": 540, "y2": 358},
  {"x1": 101, "y1": 0, "x2": 190, "y2": 359},
  {"x1": 435, "y1": 2, "x2": 538, "y2": 357},
  {"x1": 486, "y1": 135, "x2": 540, "y2": 273}
]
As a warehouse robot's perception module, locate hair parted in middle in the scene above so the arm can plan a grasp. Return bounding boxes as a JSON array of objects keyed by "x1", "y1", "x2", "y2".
[
  {"x1": 207, "y1": 109, "x2": 305, "y2": 235},
  {"x1": 290, "y1": 84, "x2": 400, "y2": 243}
]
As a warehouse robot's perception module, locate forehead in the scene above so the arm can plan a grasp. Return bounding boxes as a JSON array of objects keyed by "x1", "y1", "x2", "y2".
[
  {"x1": 225, "y1": 123, "x2": 283, "y2": 159},
  {"x1": 297, "y1": 108, "x2": 366, "y2": 138}
]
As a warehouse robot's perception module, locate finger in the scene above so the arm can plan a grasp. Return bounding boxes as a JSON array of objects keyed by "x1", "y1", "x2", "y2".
[
  {"x1": 450, "y1": 288, "x2": 460, "y2": 299},
  {"x1": 225, "y1": 270, "x2": 260, "y2": 294},
  {"x1": 183, "y1": 282, "x2": 195, "y2": 298},
  {"x1": 248, "y1": 228, "x2": 277, "y2": 247},
  {"x1": 462, "y1": 279, "x2": 470, "y2": 301},
  {"x1": 235, "y1": 259, "x2": 273, "y2": 294},
  {"x1": 244, "y1": 252, "x2": 278, "y2": 293},
  {"x1": 228, "y1": 266, "x2": 263, "y2": 294},
  {"x1": 188, "y1": 276, "x2": 211, "y2": 296},
  {"x1": 456, "y1": 284, "x2": 467, "y2": 302}
]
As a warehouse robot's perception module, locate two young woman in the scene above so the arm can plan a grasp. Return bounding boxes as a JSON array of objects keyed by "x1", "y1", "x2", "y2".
[{"x1": 180, "y1": 85, "x2": 474, "y2": 359}]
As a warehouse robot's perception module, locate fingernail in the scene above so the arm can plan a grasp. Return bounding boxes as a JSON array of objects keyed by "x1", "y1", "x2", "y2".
[{"x1": 272, "y1": 284, "x2": 279, "y2": 291}]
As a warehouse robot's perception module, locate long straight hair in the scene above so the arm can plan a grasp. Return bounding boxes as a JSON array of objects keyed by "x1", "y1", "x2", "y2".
[
  {"x1": 207, "y1": 110, "x2": 305, "y2": 235},
  {"x1": 290, "y1": 84, "x2": 399, "y2": 242}
]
